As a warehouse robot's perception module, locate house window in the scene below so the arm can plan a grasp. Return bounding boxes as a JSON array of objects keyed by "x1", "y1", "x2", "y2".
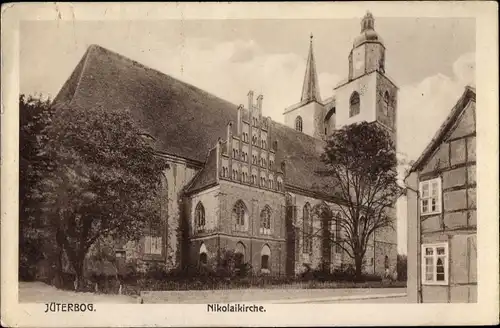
[
  {"x1": 422, "y1": 243, "x2": 448, "y2": 285},
  {"x1": 221, "y1": 167, "x2": 228, "y2": 178},
  {"x1": 232, "y1": 200, "x2": 248, "y2": 232},
  {"x1": 269, "y1": 179, "x2": 274, "y2": 189},
  {"x1": 273, "y1": 141, "x2": 278, "y2": 152},
  {"x1": 251, "y1": 174, "x2": 257, "y2": 184},
  {"x1": 260, "y1": 206, "x2": 271, "y2": 235},
  {"x1": 349, "y1": 92, "x2": 360, "y2": 117},
  {"x1": 195, "y1": 202, "x2": 205, "y2": 231},
  {"x1": 144, "y1": 236, "x2": 162, "y2": 255},
  {"x1": 419, "y1": 178, "x2": 442, "y2": 215},
  {"x1": 302, "y1": 203, "x2": 312, "y2": 253},
  {"x1": 295, "y1": 116, "x2": 303, "y2": 132}
]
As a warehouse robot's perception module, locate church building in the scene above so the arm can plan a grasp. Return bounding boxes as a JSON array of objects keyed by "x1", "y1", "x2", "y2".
[{"x1": 52, "y1": 12, "x2": 398, "y2": 277}]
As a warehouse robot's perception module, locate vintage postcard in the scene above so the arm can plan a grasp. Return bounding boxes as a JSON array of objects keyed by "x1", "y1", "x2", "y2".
[{"x1": 1, "y1": 2, "x2": 499, "y2": 327}]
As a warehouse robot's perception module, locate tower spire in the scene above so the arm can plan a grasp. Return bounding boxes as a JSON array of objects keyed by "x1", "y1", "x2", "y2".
[{"x1": 301, "y1": 33, "x2": 321, "y2": 103}]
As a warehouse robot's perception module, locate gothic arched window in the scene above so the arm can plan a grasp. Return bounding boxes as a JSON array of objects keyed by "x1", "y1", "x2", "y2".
[
  {"x1": 295, "y1": 116, "x2": 303, "y2": 132},
  {"x1": 195, "y1": 202, "x2": 205, "y2": 231},
  {"x1": 235, "y1": 242, "x2": 246, "y2": 267},
  {"x1": 349, "y1": 92, "x2": 360, "y2": 117},
  {"x1": 383, "y1": 91, "x2": 390, "y2": 116},
  {"x1": 260, "y1": 206, "x2": 271, "y2": 235},
  {"x1": 302, "y1": 203, "x2": 312, "y2": 253},
  {"x1": 261, "y1": 244, "x2": 271, "y2": 270},
  {"x1": 199, "y1": 243, "x2": 208, "y2": 265},
  {"x1": 232, "y1": 200, "x2": 248, "y2": 231}
]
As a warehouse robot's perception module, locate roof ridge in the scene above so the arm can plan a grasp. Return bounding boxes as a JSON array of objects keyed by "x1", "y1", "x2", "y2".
[
  {"x1": 86, "y1": 44, "x2": 241, "y2": 110},
  {"x1": 71, "y1": 45, "x2": 96, "y2": 106},
  {"x1": 51, "y1": 46, "x2": 95, "y2": 107},
  {"x1": 408, "y1": 86, "x2": 476, "y2": 174}
]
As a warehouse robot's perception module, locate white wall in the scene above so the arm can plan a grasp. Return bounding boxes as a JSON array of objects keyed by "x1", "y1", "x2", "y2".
[{"x1": 334, "y1": 72, "x2": 377, "y2": 129}]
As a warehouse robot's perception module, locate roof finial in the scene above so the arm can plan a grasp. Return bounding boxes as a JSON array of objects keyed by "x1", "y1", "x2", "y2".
[
  {"x1": 310, "y1": 33, "x2": 313, "y2": 43},
  {"x1": 361, "y1": 11, "x2": 375, "y2": 32}
]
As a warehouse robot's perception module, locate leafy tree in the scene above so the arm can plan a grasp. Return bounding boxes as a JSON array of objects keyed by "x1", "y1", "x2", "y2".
[
  {"x1": 37, "y1": 103, "x2": 168, "y2": 289},
  {"x1": 19, "y1": 94, "x2": 57, "y2": 281},
  {"x1": 312, "y1": 122, "x2": 403, "y2": 280}
]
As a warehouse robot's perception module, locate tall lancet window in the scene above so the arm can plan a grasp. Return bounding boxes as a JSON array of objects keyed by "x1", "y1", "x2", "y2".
[
  {"x1": 295, "y1": 116, "x2": 303, "y2": 132},
  {"x1": 383, "y1": 91, "x2": 390, "y2": 116},
  {"x1": 349, "y1": 92, "x2": 360, "y2": 117}
]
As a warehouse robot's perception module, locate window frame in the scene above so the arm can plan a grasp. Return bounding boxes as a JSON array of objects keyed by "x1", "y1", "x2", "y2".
[
  {"x1": 349, "y1": 91, "x2": 360, "y2": 117},
  {"x1": 302, "y1": 204, "x2": 312, "y2": 254},
  {"x1": 144, "y1": 235, "x2": 162, "y2": 255},
  {"x1": 419, "y1": 177, "x2": 442, "y2": 216},
  {"x1": 195, "y1": 202, "x2": 206, "y2": 231},
  {"x1": 421, "y1": 242, "x2": 449, "y2": 285},
  {"x1": 383, "y1": 91, "x2": 390, "y2": 116},
  {"x1": 260, "y1": 206, "x2": 272, "y2": 235},
  {"x1": 233, "y1": 201, "x2": 248, "y2": 232},
  {"x1": 295, "y1": 116, "x2": 303, "y2": 132}
]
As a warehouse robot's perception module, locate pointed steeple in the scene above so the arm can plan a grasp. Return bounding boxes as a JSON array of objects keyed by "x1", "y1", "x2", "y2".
[{"x1": 301, "y1": 34, "x2": 321, "y2": 103}]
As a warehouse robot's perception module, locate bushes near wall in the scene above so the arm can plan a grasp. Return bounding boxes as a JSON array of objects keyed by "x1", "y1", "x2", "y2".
[{"x1": 33, "y1": 250, "x2": 404, "y2": 295}]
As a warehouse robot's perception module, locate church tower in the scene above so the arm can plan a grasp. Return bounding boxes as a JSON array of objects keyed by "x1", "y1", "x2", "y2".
[
  {"x1": 334, "y1": 12, "x2": 398, "y2": 145},
  {"x1": 283, "y1": 35, "x2": 326, "y2": 139}
]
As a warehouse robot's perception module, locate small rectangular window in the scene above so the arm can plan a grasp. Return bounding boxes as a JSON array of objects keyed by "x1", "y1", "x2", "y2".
[
  {"x1": 145, "y1": 236, "x2": 162, "y2": 255},
  {"x1": 421, "y1": 243, "x2": 448, "y2": 285},
  {"x1": 419, "y1": 178, "x2": 442, "y2": 215}
]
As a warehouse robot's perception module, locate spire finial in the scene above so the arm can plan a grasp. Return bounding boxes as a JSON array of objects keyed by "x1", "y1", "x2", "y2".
[
  {"x1": 361, "y1": 11, "x2": 375, "y2": 32},
  {"x1": 300, "y1": 34, "x2": 321, "y2": 103}
]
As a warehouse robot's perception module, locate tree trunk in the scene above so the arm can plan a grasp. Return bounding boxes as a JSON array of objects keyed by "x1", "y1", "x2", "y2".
[
  {"x1": 53, "y1": 248, "x2": 63, "y2": 288},
  {"x1": 354, "y1": 255, "x2": 363, "y2": 282},
  {"x1": 73, "y1": 256, "x2": 85, "y2": 291},
  {"x1": 54, "y1": 228, "x2": 65, "y2": 288}
]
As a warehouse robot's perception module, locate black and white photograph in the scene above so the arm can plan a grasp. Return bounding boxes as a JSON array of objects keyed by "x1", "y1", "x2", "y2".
[{"x1": 1, "y1": 2, "x2": 498, "y2": 327}]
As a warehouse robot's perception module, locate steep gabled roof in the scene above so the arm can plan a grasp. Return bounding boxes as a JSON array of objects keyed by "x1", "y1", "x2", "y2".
[
  {"x1": 52, "y1": 44, "x2": 338, "y2": 197},
  {"x1": 185, "y1": 147, "x2": 218, "y2": 194},
  {"x1": 53, "y1": 44, "x2": 237, "y2": 163},
  {"x1": 408, "y1": 85, "x2": 476, "y2": 174}
]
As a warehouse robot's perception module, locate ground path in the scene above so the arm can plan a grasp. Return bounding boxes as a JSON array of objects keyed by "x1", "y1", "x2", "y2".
[{"x1": 19, "y1": 281, "x2": 406, "y2": 304}]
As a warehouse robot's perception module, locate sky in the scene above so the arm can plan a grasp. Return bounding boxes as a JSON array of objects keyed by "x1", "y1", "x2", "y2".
[{"x1": 20, "y1": 17, "x2": 476, "y2": 254}]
